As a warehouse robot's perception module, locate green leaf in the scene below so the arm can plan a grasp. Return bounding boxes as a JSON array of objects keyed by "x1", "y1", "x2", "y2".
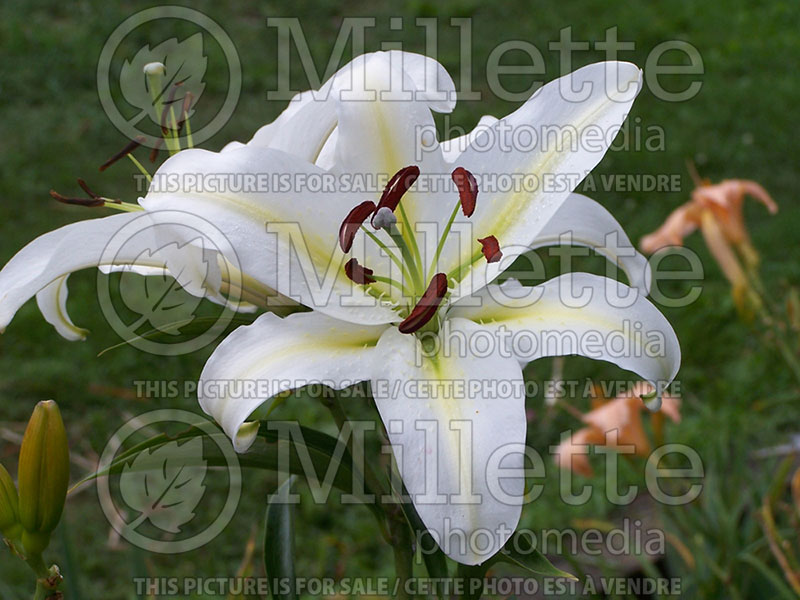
[
  {"x1": 97, "y1": 315, "x2": 255, "y2": 356},
  {"x1": 391, "y1": 481, "x2": 449, "y2": 581},
  {"x1": 74, "y1": 421, "x2": 386, "y2": 527},
  {"x1": 489, "y1": 531, "x2": 577, "y2": 580},
  {"x1": 264, "y1": 476, "x2": 297, "y2": 600},
  {"x1": 739, "y1": 552, "x2": 798, "y2": 600},
  {"x1": 456, "y1": 563, "x2": 489, "y2": 600}
]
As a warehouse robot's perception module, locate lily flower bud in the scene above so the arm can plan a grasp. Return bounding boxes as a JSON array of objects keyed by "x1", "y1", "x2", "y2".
[
  {"x1": 18, "y1": 401, "x2": 69, "y2": 554},
  {"x1": 0, "y1": 464, "x2": 20, "y2": 538}
]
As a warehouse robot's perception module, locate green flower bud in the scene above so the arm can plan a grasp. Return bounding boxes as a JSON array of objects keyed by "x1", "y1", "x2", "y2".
[
  {"x1": 0, "y1": 463, "x2": 19, "y2": 536},
  {"x1": 18, "y1": 400, "x2": 69, "y2": 554}
]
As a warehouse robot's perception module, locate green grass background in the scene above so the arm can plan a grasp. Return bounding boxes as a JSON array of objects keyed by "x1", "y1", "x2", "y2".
[{"x1": 1, "y1": 0, "x2": 799, "y2": 598}]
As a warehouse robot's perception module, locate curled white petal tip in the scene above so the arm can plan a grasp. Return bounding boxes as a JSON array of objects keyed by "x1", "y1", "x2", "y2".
[
  {"x1": 233, "y1": 421, "x2": 261, "y2": 453},
  {"x1": 143, "y1": 62, "x2": 166, "y2": 76}
]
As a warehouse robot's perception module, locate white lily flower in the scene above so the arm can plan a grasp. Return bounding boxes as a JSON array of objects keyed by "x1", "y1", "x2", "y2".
[{"x1": 0, "y1": 50, "x2": 680, "y2": 565}]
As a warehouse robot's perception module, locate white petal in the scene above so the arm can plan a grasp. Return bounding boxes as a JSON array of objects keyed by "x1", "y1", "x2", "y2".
[
  {"x1": 440, "y1": 62, "x2": 643, "y2": 299},
  {"x1": 529, "y1": 193, "x2": 651, "y2": 294},
  {"x1": 35, "y1": 276, "x2": 88, "y2": 341},
  {"x1": 141, "y1": 146, "x2": 399, "y2": 325},
  {"x1": 314, "y1": 127, "x2": 338, "y2": 171},
  {"x1": 330, "y1": 52, "x2": 454, "y2": 234},
  {"x1": 441, "y1": 115, "x2": 498, "y2": 163},
  {"x1": 450, "y1": 273, "x2": 680, "y2": 395},
  {"x1": 98, "y1": 264, "x2": 167, "y2": 276},
  {"x1": 199, "y1": 311, "x2": 387, "y2": 452},
  {"x1": 245, "y1": 89, "x2": 337, "y2": 164},
  {"x1": 372, "y1": 318, "x2": 526, "y2": 565},
  {"x1": 382, "y1": 50, "x2": 456, "y2": 113},
  {"x1": 220, "y1": 140, "x2": 245, "y2": 152},
  {"x1": 0, "y1": 212, "x2": 225, "y2": 335},
  {"x1": 241, "y1": 51, "x2": 454, "y2": 171},
  {"x1": 0, "y1": 213, "x2": 146, "y2": 332}
]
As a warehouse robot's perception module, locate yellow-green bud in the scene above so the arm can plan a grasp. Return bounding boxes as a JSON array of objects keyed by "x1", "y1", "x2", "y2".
[
  {"x1": 0, "y1": 463, "x2": 19, "y2": 536},
  {"x1": 18, "y1": 400, "x2": 69, "y2": 554}
]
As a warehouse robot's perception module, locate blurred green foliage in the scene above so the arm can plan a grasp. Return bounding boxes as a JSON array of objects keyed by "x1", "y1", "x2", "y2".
[{"x1": 0, "y1": 0, "x2": 798, "y2": 598}]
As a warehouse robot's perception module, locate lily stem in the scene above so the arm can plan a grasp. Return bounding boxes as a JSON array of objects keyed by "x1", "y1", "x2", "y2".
[
  {"x1": 26, "y1": 552, "x2": 56, "y2": 600},
  {"x1": 33, "y1": 582, "x2": 50, "y2": 600}
]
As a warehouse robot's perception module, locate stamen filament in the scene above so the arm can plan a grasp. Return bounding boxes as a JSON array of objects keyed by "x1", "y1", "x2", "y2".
[
  {"x1": 360, "y1": 226, "x2": 413, "y2": 287},
  {"x1": 428, "y1": 200, "x2": 461, "y2": 277},
  {"x1": 184, "y1": 111, "x2": 194, "y2": 148},
  {"x1": 370, "y1": 274, "x2": 414, "y2": 297},
  {"x1": 166, "y1": 103, "x2": 181, "y2": 155},
  {"x1": 145, "y1": 65, "x2": 166, "y2": 134},
  {"x1": 388, "y1": 225, "x2": 423, "y2": 292},
  {"x1": 126, "y1": 154, "x2": 152, "y2": 183},
  {"x1": 396, "y1": 202, "x2": 424, "y2": 279},
  {"x1": 446, "y1": 248, "x2": 484, "y2": 284},
  {"x1": 102, "y1": 200, "x2": 144, "y2": 213}
]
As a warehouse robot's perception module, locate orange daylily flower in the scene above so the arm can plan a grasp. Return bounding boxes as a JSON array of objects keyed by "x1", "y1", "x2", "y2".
[
  {"x1": 640, "y1": 179, "x2": 776, "y2": 315},
  {"x1": 554, "y1": 427, "x2": 606, "y2": 478},
  {"x1": 554, "y1": 383, "x2": 681, "y2": 477}
]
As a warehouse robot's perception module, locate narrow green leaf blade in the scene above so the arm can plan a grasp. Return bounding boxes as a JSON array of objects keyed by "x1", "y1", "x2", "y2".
[
  {"x1": 264, "y1": 476, "x2": 297, "y2": 600},
  {"x1": 490, "y1": 532, "x2": 577, "y2": 579}
]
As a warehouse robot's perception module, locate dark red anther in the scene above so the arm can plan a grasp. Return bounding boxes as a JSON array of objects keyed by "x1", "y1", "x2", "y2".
[
  {"x1": 149, "y1": 137, "x2": 163, "y2": 163},
  {"x1": 49, "y1": 189, "x2": 104, "y2": 208},
  {"x1": 160, "y1": 83, "x2": 183, "y2": 134},
  {"x1": 77, "y1": 178, "x2": 101, "y2": 200},
  {"x1": 176, "y1": 91, "x2": 194, "y2": 134},
  {"x1": 477, "y1": 235, "x2": 502, "y2": 263},
  {"x1": 339, "y1": 201, "x2": 377, "y2": 252},
  {"x1": 99, "y1": 136, "x2": 145, "y2": 172},
  {"x1": 344, "y1": 258, "x2": 376, "y2": 285},
  {"x1": 373, "y1": 165, "x2": 420, "y2": 227},
  {"x1": 398, "y1": 273, "x2": 449, "y2": 334},
  {"x1": 452, "y1": 167, "x2": 478, "y2": 217}
]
